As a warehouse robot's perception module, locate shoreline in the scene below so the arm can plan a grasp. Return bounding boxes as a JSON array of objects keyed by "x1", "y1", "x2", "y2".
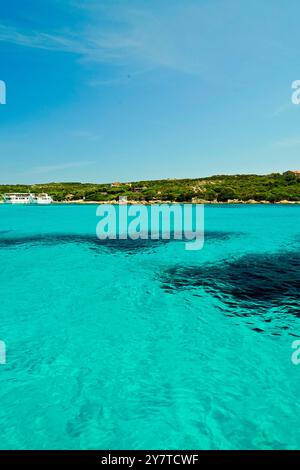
[
  {"x1": 51, "y1": 199, "x2": 300, "y2": 205},
  {"x1": 1, "y1": 199, "x2": 300, "y2": 205}
]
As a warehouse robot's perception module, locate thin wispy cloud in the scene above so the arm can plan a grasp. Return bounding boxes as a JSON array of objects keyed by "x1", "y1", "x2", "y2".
[
  {"x1": 0, "y1": 1, "x2": 283, "y2": 76},
  {"x1": 31, "y1": 160, "x2": 95, "y2": 175},
  {"x1": 0, "y1": 24, "x2": 84, "y2": 53},
  {"x1": 270, "y1": 102, "x2": 294, "y2": 117},
  {"x1": 0, "y1": 22, "x2": 138, "y2": 59},
  {"x1": 69, "y1": 130, "x2": 102, "y2": 141},
  {"x1": 273, "y1": 137, "x2": 300, "y2": 148}
]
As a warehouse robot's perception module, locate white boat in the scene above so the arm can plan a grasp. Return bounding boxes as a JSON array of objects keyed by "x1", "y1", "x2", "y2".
[
  {"x1": 35, "y1": 193, "x2": 53, "y2": 205},
  {"x1": 3, "y1": 193, "x2": 53, "y2": 205},
  {"x1": 3, "y1": 193, "x2": 36, "y2": 204}
]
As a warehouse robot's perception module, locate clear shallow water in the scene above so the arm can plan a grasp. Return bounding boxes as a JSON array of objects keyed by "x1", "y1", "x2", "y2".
[{"x1": 0, "y1": 204, "x2": 299, "y2": 450}]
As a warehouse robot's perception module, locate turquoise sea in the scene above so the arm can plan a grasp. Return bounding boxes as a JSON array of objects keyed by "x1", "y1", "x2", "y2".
[{"x1": 0, "y1": 204, "x2": 299, "y2": 450}]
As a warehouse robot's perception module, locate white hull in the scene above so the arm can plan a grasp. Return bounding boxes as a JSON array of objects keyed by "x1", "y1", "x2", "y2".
[
  {"x1": 4, "y1": 201, "x2": 52, "y2": 205},
  {"x1": 36, "y1": 200, "x2": 52, "y2": 205},
  {"x1": 4, "y1": 200, "x2": 33, "y2": 204}
]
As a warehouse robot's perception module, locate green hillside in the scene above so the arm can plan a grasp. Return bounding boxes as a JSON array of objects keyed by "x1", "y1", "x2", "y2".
[{"x1": 1, "y1": 172, "x2": 300, "y2": 203}]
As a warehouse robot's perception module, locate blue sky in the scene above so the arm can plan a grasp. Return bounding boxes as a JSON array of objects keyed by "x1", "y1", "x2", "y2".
[{"x1": 0, "y1": 0, "x2": 300, "y2": 184}]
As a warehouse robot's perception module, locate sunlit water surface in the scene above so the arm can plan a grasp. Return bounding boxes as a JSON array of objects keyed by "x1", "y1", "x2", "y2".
[{"x1": 0, "y1": 204, "x2": 299, "y2": 449}]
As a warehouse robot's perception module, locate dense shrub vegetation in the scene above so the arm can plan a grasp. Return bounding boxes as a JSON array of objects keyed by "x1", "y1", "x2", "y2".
[{"x1": 1, "y1": 172, "x2": 300, "y2": 202}]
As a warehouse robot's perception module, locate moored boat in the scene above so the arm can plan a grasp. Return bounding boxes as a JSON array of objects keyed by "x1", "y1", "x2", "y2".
[
  {"x1": 35, "y1": 193, "x2": 53, "y2": 205},
  {"x1": 3, "y1": 193, "x2": 53, "y2": 204}
]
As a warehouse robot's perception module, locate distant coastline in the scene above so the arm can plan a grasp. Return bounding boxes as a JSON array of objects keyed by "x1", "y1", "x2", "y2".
[{"x1": 1, "y1": 171, "x2": 300, "y2": 204}]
